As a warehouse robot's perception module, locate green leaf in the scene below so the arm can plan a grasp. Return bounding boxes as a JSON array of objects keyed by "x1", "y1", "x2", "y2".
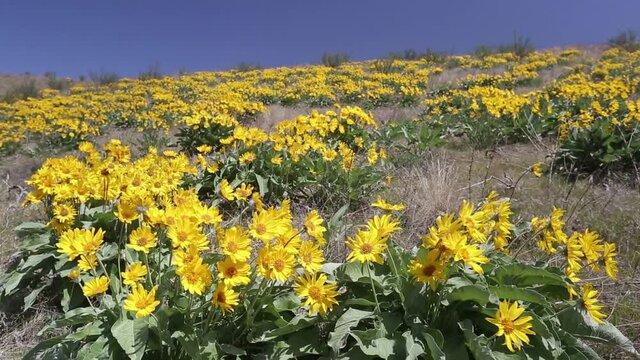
[
  {"x1": 558, "y1": 307, "x2": 638, "y2": 356},
  {"x1": 111, "y1": 317, "x2": 149, "y2": 360},
  {"x1": 219, "y1": 343, "x2": 247, "y2": 356},
  {"x1": 488, "y1": 285, "x2": 548, "y2": 306},
  {"x1": 280, "y1": 326, "x2": 324, "y2": 356},
  {"x1": 459, "y1": 320, "x2": 499, "y2": 360},
  {"x1": 67, "y1": 321, "x2": 104, "y2": 341},
  {"x1": 22, "y1": 232, "x2": 52, "y2": 251},
  {"x1": 19, "y1": 253, "x2": 55, "y2": 272},
  {"x1": 344, "y1": 298, "x2": 378, "y2": 307},
  {"x1": 255, "y1": 173, "x2": 269, "y2": 196},
  {"x1": 351, "y1": 329, "x2": 395, "y2": 359},
  {"x1": 76, "y1": 336, "x2": 109, "y2": 360},
  {"x1": 253, "y1": 316, "x2": 317, "y2": 342},
  {"x1": 493, "y1": 264, "x2": 566, "y2": 287},
  {"x1": 336, "y1": 262, "x2": 388, "y2": 290},
  {"x1": 397, "y1": 330, "x2": 425, "y2": 360},
  {"x1": 40, "y1": 307, "x2": 98, "y2": 334},
  {"x1": 386, "y1": 244, "x2": 411, "y2": 278},
  {"x1": 556, "y1": 329, "x2": 602, "y2": 360},
  {"x1": 420, "y1": 330, "x2": 445, "y2": 360},
  {"x1": 200, "y1": 336, "x2": 219, "y2": 359},
  {"x1": 173, "y1": 330, "x2": 203, "y2": 360},
  {"x1": 272, "y1": 292, "x2": 301, "y2": 312},
  {"x1": 442, "y1": 335, "x2": 469, "y2": 360},
  {"x1": 61, "y1": 282, "x2": 85, "y2": 312},
  {"x1": 328, "y1": 308, "x2": 374, "y2": 353},
  {"x1": 22, "y1": 334, "x2": 68, "y2": 360},
  {"x1": 2, "y1": 271, "x2": 27, "y2": 296},
  {"x1": 446, "y1": 284, "x2": 490, "y2": 306},
  {"x1": 329, "y1": 204, "x2": 349, "y2": 229},
  {"x1": 14, "y1": 222, "x2": 47, "y2": 236},
  {"x1": 23, "y1": 283, "x2": 50, "y2": 311}
]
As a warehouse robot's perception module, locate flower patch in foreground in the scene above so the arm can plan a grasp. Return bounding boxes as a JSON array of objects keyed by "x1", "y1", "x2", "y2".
[{"x1": 486, "y1": 300, "x2": 536, "y2": 352}]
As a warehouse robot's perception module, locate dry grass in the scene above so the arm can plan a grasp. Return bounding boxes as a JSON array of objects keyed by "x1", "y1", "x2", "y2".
[
  {"x1": 0, "y1": 173, "x2": 54, "y2": 360},
  {"x1": 0, "y1": 174, "x2": 40, "y2": 268},
  {"x1": 0, "y1": 306, "x2": 61, "y2": 360},
  {"x1": 0, "y1": 74, "x2": 47, "y2": 98},
  {"x1": 0, "y1": 303, "x2": 47, "y2": 358},
  {"x1": 391, "y1": 153, "x2": 463, "y2": 248}
]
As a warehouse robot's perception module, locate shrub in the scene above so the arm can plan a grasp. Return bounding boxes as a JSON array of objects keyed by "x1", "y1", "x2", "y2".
[
  {"x1": 138, "y1": 63, "x2": 163, "y2": 80},
  {"x1": 422, "y1": 48, "x2": 447, "y2": 64},
  {"x1": 474, "y1": 45, "x2": 495, "y2": 58},
  {"x1": 607, "y1": 29, "x2": 640, "y2": 52},
  {"x1": 45, "y1": 72, "x2": 72, "y2": 91},
  {"x1": 89, "y1": 71, "x2": 120, "y2": 85},
  {"x1": 498, "y1": 33, "x2": 535, "y2": 58},
  {"x1": 235, "y1": 62, "x2": 262, "y2": 72},
  {"x1": 554, "y1": 119, "x2": 640, "y2": 178},
  {"x1": 1, "y1": 79, "x2": 39, "y2": 103},
  {"x1": 321, "y1": 52, "x2": 350, "y2": 67}
]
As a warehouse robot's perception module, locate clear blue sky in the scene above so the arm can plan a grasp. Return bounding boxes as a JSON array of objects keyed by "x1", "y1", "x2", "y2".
[{"x1": 1, "y1": 0, "x2": 639, "y2": 77}]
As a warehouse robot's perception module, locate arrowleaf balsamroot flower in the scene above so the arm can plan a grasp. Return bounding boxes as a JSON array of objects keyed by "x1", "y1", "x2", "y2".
[
  {"x1": 128, "y1": 225, "x2": 158, "y2": 253},
  {"x1": 123, "y1": 284, "x2": 160, "y2": 318},
  {"x1": 580, "y1": 283, "x2": 607, "y2": 324},
  {"x1": 211, "y1": 282, "x2": 239, "y2": 314},
  {"x1": 305, "y1": 210, "x2": 327, "y2": 244},
  {"x1": 346, "y1": 229, "x2": 387, "y2": 264},
  {"x1": 371, "y1": 196, "x2": 405, "y2": 211},
  {"x1": 458, "y1": 200, "x2": 489, "y2": 243},
  {"x1": 565, "y1": 233, "x2": 584, "y2": 275},
  {"x1": 601, "y1": 242, "x2": 618, "y2": 280},
  {"x1": 220, "y1": 179, "x2": 235, "y2": 201},
  {"x1": 454, "y1": 242, "x2": 489, "y2": 274},
  {"x1": 532, "y1": 162, "x2": 543, "y2": 177},
  {"x1": 115, "y1": 201, "x2": 139, "y2": 223},
  {"x1": 122, "y1": 262, "x2": 148, "y2": 286},
  {"x1": 275, "y1": 227, "x2": 302, "y2": 254},
  {"x1": 297, "y1": 241, "x2": 325, "y2": 274},
  {"x1": 57, "y1": 227, "x2": 105, "y2": 261},
  {"x1": 53, "y1": 202, "x2": 76, "y2": 223},
  {"x1": 249, "y1": 208, "x2": 289, "y2": 242},
  {"x1": 408, "y1": 249, "x2": 448, "y2": 290},
  {"x1": 219, "y1": 226, "x2": 252, "y2": 262},
  {"x1": 486, "y1": 300, "x2": 536, "y2": 352},
  {"x1": 233, "y1": 183, "x2": 253, "y2": 200},
  {"x1": 83, "y1": 276, "x2": 110, "y2": 297},
  {"x1": 295, "y1": 272, "x2": 339, "y2": 316},
  {"x1": 198, "y1": 205, "x2": 222, "y2": 225},
  {"x1": 579, "y1": 229, "x2": 603, "y2": 269},
  {"x1": 216, "y1": 257, "x2": 251, "y2": 286},
  {"x1": 257, "y1": 246, "x2": 296, "y2": 282},
  {"x1": 167, "y1": 218, "x2": 208, "y2": 250},
  {"x1": 365, "y1": 214, "x2": 401, "y2": 240},
  {"x1": 176, "y1": 257, "x2": 213, "y2": 295}
]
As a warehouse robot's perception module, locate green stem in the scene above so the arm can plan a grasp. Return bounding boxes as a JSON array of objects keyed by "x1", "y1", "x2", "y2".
[
  {"x1": 366, "y1": 263, "x2": 381, "y2": 313},
  {"x1": 204, "y1": 307, "x2": 220, "y2": 334},
  {"x1": 386, "y1": 246, "x2": 400, "y2": 277},
  {"x1": 143, "y1": 252, "x2": 154, "y2": 286}
]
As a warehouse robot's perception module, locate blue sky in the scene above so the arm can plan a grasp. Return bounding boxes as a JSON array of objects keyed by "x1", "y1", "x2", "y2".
[{"x1": 1, "y1": 0, "x2": 639, "y2": 77}]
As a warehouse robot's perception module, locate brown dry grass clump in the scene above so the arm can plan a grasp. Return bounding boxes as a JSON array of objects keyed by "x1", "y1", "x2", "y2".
[{"x1": 391, "y1": 154, "x2": 462, "y2": 248}]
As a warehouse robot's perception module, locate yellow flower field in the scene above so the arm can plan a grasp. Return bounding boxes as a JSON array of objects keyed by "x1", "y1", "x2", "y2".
[{"x1": 0, "y1": 46, "x2": 639, "y2": 359}]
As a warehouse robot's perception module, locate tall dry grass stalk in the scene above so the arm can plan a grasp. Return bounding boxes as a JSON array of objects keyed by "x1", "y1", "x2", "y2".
[{"x1": 392, "y1": 154, "x2": 462, "y2": 248}]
